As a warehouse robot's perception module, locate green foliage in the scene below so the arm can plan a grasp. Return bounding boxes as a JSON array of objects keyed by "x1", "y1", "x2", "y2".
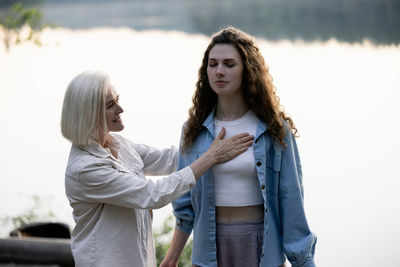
[
  {"x1": 0, "y1": 2, "x2": 48, "y2": 50},
  {"x1": 154, "y1": 216, "x2": 193, "y2": 267},
  {"x1": 0, "y1": 195, "x2": 56, "y2": 237}
]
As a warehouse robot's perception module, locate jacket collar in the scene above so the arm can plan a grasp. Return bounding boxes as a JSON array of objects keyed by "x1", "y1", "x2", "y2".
[
  {"x1": 80, "y1": 137, "x2": 119, "y2": 162},
  {"x1": 255, "y1": 119, "x2": 267, "y2": 141},
  {"x1": 202, "y1": 107, "x2": 217, "y2": 138}
]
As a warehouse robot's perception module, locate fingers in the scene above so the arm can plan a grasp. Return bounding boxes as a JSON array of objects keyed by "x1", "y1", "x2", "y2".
[
  {"x1": 220, "y1": 135, "x2": 253, "y2": 152},
  {"x1": 219, "y1": 146, "x2": 247, "y2": 162},
  {"x1": 229, "y1": 132, "x2": 251, "y2": 141},
  {"x1": 210, "y1": 131, "x2": 255, "y2": 164},
  {"x1": 236, "y1": 135, "x2": 254, "y2": 144},
  {"x1": 230, "y1": 147, "x2": 248, "y2": 158},
  {"x1": 230, "y1": 140, "x2": 253, "y2": 156},
  {"x1": 235, "y1": 140, "x2": 254, "y2": 150},
  {"x1": 216, "y1": 127, "x2": 226, "y2": 140},
  {"x1": 229, "y1": 135, "x2": 254, "y2": 147},
  {"x1": 216, "y1": 139, "x2": 254, "y2": 163},
  {"x1": 227, "y1": 133, "x2": 254, "y2": 146}
]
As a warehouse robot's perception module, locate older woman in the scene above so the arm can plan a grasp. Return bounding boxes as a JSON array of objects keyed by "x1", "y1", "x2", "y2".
[{"x1": 61, "y1": 71, "x2": 253, "y2": 267}]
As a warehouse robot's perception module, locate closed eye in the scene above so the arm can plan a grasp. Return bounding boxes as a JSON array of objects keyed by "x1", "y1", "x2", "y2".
[{"x1": 106, "y1": 95, "x2": 120, "y2": 109}]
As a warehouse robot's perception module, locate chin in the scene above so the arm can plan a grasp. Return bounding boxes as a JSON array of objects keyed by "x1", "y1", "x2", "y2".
[{"x1": 111, "y1": 125, "x2": 124, "y2": 132}]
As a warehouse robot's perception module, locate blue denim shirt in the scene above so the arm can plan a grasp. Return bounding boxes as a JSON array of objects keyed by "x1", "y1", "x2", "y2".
[{"x1": 173, "y1": 109, "x2": 317, "y2": 267}]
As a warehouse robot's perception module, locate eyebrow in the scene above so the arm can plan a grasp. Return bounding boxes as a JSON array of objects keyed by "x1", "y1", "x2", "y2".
[{"x1": 208, "y1": 58, "x2": 237, "y2": 62}]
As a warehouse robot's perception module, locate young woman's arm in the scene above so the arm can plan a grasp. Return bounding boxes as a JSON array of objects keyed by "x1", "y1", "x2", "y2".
[
  {"x1": 279, "y1": 131, "x2": 317, "y2": 267},
  {"x1": 159, "y1": 229, "x2": 190, "y2": 267}
]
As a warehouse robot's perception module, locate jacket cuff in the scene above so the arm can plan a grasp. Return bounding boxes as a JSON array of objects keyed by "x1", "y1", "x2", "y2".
[
  {"x1": 176, "y1": 166, "x2": 196, "y2": 190},
  {"x1": 174, "y1": 216, "x2": 193, "y2": 235},
  {"x1": 291, "y1": 257, "x2": 316, "y2": 267}
]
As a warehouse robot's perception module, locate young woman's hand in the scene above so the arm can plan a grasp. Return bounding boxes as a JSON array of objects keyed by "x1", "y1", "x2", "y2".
[{"x1": 159, "y1": 260, "x2": 178, "y2": 267}]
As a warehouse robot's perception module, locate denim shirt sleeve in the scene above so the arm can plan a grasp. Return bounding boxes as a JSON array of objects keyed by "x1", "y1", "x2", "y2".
[
  {"x1": 172, "y1": 149, "x2": 196, "y2": 235},
  {"x1": 279, "y1": 130, "x2": 317, "y2": 267},
  {"x1": 172, "y1": 126, "x2": 196, "y2": 235},
  {"x1": 172, "y1": 190, "x2": 195, "y2": 235}
]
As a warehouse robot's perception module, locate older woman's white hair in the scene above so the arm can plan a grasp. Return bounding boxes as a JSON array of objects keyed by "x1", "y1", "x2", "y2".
[{"x1": 61, "y1": 71, "x2": 110, "y2": 146}]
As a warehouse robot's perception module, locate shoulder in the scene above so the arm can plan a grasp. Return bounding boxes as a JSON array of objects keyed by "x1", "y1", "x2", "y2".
[
  {"x1": 282, "y1": 120, "x2": 297, "y2": 148},
  {"x1": 180, "y1": 121, "x2": 188, "y2": 134},
  {"x1": 65, "y1": 145, "x2": 107, "y2": 178},
  {"x1": 270, "y1": 119, "x2": 296, "y2": 149}
]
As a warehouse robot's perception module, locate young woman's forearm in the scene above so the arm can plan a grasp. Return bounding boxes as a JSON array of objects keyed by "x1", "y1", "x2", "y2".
[{"x1": 160, "y1": 229, "x2": 190, "y2": 266}]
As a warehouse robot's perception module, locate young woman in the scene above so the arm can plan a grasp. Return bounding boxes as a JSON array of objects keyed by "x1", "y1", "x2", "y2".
[
  {"x1": 161, "y1": 27, "x2": 317, "y2": 267},
  {"x1": 61, "y1": 71, "x2": 254, "y2": 267}
]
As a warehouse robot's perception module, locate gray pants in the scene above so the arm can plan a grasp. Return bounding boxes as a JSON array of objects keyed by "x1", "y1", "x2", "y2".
[{"x1": 216, "y1": 220, "x2": 264, "y2": 267}]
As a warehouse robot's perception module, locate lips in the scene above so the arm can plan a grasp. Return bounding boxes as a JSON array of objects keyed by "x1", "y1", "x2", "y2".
[
  {"x1": 113, "y1": 116, "x2": 121, "y2": 122},
  {"x1": 215, "y1": 80, "x2": 228, "y2": 86}
]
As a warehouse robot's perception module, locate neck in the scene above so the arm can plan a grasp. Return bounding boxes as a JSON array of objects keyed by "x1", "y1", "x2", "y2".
[
  {"x1": 96, "y1": 133, "x2": 119, "y2": 158},
  {"x1": 94, "y1": 133, "x2": 109, "y2": 148},
  {"x1": 215, "y1": 94, "x2": 248, "y2": 121}
]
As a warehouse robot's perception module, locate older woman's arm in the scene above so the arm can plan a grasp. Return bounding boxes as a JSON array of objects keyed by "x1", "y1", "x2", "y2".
[
  {"x1": 67, "y1": 159, "x2": 196, "y2": 210},
  {"x1": 131, "y1": 128, "x2": 254, "y2": 177}
]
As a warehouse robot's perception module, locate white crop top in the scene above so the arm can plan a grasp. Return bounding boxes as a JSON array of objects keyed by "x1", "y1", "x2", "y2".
[{"x1": 213, "y1": 110, "x2": 264, "y2": 206}]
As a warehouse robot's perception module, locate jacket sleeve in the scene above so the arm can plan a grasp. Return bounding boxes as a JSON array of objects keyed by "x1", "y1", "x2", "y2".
[
  {"x1": 74, "y1": 159, "x2": 195, "y2": 210},
  {"x1": 172, "y1": 190, "x2": 195, "y2": 235},
  {"x1": 172, "y1": 126, "x2": 195, "y2": 235},
  {"x1": 279, "y1": 131, "x2": 317, "y2": 267},
  {"x1": 134, "y1": 143, "x2": 178, "y2": 176}
]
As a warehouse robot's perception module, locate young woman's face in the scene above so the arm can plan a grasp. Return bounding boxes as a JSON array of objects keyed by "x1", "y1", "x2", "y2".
[
  {"x1": 105, "y1": 85, "x2": 124, "y2": 132},
  {"x1": 207, "y1": 44, "x2": 244, "y2": 97}
]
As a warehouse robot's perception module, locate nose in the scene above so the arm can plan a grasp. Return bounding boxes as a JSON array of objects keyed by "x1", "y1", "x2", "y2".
[
  {"x1": 216, "y1": 64, "x2": 224, "y2": 77},
  {"x1": 116, "y1": 103, "x2": 124, "y2": 114}
]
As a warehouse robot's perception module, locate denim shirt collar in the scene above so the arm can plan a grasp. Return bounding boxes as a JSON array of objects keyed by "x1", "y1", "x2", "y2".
[
  {"x1": 202, "y1": 107, "x2": 217, "y2": 138},
  {"x1": 202, "y1": 107, "x2": 268, "y2": 141},
  {"x1": 255, "y1": 119, "x2": 267, "y2": 141}
]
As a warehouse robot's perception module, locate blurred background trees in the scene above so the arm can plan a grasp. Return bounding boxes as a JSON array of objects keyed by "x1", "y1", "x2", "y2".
[
  {"x1": 0, "y1": 195, "x2": 56, "y2": 237},
  {"x1": 0, "y1": 2, "x2": 48, "y2": 50}
]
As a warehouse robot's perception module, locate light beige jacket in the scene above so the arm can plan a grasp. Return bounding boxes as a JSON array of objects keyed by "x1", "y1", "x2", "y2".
[{"x1": 65, "y1": 133, "x2": 195, "y2": 267}]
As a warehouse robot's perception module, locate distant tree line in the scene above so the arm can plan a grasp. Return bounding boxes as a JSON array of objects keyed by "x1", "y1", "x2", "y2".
[
  {"x1": 1, "y1": 0, "x2": 399, "y2": 44},
  {"x1": 0, "y1": 0, "x2": 44, "y2": 8},
  {"x1": 185, "y1": 0, "x2": 400, "y2": 44}
]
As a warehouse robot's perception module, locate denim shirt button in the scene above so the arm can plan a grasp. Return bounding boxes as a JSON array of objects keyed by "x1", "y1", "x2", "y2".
[
  {"x1": 261, "y1": 184, "x2": 266, "y2": 190},
  {"x1": 256, "y1": 161, "x2": 262, "y2": 166}
]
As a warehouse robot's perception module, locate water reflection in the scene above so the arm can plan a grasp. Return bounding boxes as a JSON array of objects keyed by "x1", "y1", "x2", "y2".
[{"x1": 0, "y1": 28, "x2": 399, "y2": 266}]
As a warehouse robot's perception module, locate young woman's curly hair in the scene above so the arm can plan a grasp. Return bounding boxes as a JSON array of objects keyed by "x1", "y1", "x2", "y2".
[{"x1": 182, "y1": 27, "x2": 297, "y2": 152}]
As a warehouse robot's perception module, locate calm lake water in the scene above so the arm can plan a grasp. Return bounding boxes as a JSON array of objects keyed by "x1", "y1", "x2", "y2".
[
  {"x1": 0, "y1": 27, "x2": 399, "y2": 266},
  {"x1": 1, "y1": 0, "x2": 399, "y2": 44}
]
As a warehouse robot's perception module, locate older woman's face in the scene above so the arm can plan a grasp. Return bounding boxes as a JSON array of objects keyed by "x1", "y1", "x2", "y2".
[
  {"x1": 105, "y1": 85, "x2": 124, "y2": 132},
  {"x1": 207, "y1": 44, "x2": 243, "y2": 98}
]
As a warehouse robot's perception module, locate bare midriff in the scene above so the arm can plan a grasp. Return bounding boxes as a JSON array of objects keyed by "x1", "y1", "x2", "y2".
[{"x1": 216, "y1": 204, "x2": 264, "y2": 223}]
